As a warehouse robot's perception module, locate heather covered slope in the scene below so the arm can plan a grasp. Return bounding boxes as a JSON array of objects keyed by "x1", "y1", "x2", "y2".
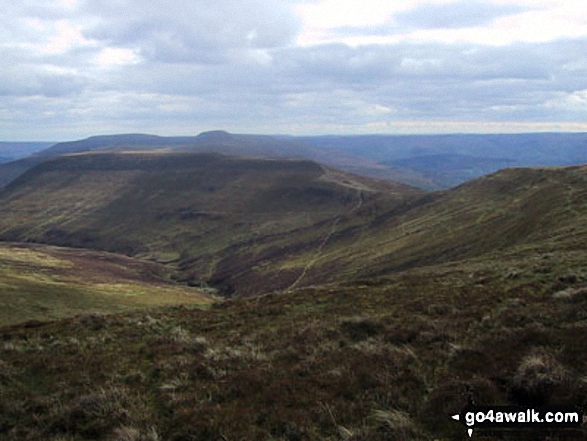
[
  {"x1": 2, "y1": 248, "x2": 586, "y2": 440},
  {"x1": 0, "y1": 152, "x2": 419, "y2": 295}
]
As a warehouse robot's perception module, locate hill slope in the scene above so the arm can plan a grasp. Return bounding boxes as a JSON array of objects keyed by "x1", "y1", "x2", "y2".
[
  {"x1": 0, "y1": 152, "x2": 419, "y2": 295},
  {"x1": 9, "y1": 132, "x2": 431, "y2": 189},
  {"x1": 276, "y1": 164, "x2": 587, "y2": 288},
  {"x1": 1, "y1": 151, "x2": 587, "y2": 297},
  {"x1": 0, "y1": 242, "x2": 213, "y2": 326}
]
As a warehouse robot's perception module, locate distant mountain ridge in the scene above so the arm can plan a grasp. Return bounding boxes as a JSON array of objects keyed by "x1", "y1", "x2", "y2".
[
  {"x1": 12, "y1": 131, "x2": 434, "y2": 189},
  {"x1": 295, "y1": 132, "x2": 587, "y2": 187},
  {"x1": 1, "y1": 131, "x2": 587, "y2": 190}
]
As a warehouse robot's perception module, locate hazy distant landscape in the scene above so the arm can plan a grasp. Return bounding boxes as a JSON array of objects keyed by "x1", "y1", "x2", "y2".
[{"x1": 2, "y1": 132, "x2": 587, "y2": 190}]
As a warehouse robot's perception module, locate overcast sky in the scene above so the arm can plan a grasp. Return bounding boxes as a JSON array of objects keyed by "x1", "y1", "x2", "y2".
[{"x1": 2, "y1": 0, "x2": 587, "y2": 140}]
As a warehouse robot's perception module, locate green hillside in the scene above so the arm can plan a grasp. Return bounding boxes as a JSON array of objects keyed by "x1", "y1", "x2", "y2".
[
  {"x1": 274, "y1": 164, "x2": 587, "y2": 289},
  {"x1": 2, "y1": 153, "x2": 586, "y2": 296},
  {"x1": 0, "y1": 243, "x2": 213, "y2": 326}
]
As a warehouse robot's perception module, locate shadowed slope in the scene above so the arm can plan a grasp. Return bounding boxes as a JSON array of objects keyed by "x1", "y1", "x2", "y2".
[{"x1": 0, "y1": 152, "x2": 419, "y2": 295}]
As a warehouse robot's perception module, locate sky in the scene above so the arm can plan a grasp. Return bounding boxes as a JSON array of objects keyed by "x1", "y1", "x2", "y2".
[{"x1": 1, "y1": 0, "x2": 587, "y2": 140}]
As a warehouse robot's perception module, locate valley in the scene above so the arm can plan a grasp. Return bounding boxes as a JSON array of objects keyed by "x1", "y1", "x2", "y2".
[{"x1": 0, "y1": 141, "x2": 586, "y2": 440}]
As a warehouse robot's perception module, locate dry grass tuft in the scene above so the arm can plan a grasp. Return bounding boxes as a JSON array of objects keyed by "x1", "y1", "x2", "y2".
[{"x1": 511, "y1": 352, "x2": 570, "y2": 406}]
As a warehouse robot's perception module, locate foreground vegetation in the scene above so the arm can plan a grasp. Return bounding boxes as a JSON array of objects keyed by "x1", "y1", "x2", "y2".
[{"x1": 1, "y1": 246, "x2": 587, "y2": 440}]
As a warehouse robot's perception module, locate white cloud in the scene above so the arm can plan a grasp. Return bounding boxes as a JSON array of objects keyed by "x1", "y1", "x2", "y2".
[
  {"x1": 43, "y1": 19, "x2": 90, "y2": 54},
  {"x1": 295, "y1": 0, "x2": 587, "y2": 47},
  {"x1": 94, "y1": 47, "x2": 141, "y2": 68}
]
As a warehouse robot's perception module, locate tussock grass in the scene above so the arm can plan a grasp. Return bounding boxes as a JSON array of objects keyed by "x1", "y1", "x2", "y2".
[{"x1": 3, "y1": 251, "x2": 586, "y2": 439}]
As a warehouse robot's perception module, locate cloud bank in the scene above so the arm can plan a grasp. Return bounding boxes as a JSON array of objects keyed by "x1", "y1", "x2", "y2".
[{"x1": 1, "y1": 0, "x2": 587, "y2": 139}]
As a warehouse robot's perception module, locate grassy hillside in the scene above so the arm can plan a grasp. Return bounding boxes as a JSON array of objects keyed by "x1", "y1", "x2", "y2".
[
  {"x1": 0, "y1": 152, "x2": 419, "y2": 295},
  {"x1": 276, "y1": 164, "x2": 587, "y2": 289},
  {"x1": 1, "y1": 153, "x2": 587, "y2": 297},
  {"x1": 0, "y1": 242, "x2": 213, "y2": 326}
]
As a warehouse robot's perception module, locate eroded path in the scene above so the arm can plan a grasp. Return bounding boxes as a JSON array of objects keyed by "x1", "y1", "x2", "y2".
[{"x1": 287, "y1": 189, "x2": 363, "y2": 291}]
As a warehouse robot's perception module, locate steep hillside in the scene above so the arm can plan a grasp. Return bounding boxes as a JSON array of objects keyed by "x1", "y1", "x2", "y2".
[
  {"x1": 1, "y1": 153, "x2": 586, "y2": 296},
  {"x1": 0, "y1": 152, "x2": 419, "y2": 295},
  {"x1": 243, "y1": 164, "x2": 587, "y2": 290}
]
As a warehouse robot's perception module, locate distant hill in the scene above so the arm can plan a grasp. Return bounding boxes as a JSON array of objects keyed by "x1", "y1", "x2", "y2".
[
  {"x1": 0, "y1": 151, "x2": 419, "y2": 295},
  {"x1": 34, "y1": 132, "x2": 432, "y2": 187},
  {"x1": 388, "y1": 153, "x2": 516, "y2": 188},
  {"x1": 0, "y1": 141, "x2": 55, "y2": 159},
  {"x1": 5, "y1": 132, "x2": 586, "y2": 190},
  {"x1": 295, "y1": 133, "x2": 587, "y2": 164},
  {"x1": 296, "y1": 132, "x2": 587, "y2": 187}
]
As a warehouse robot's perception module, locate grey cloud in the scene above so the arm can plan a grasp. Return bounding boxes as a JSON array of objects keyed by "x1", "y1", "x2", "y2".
[
  {"x1": 0, "y1": 51, "x2": 88, "y2": 98},
  {"x1": 2, "y1": 1, "x2": 587, "y2": 139},
  {"x1": 395, "y1": 1, "x2": 530, "y2": 29},
  {"x1": 86, "y1": 37, "x2": 587, "y2": 127},
  {"x1": 81, "y1": 0, "x2": 301, "y2": 63}
]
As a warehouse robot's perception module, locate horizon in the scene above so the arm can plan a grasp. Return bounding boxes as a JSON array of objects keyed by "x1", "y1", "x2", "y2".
[
  {"x1": 3, "y1": 129, "x2": 587, "y2": 144},
  {"x1": 2, "y1": 1, "x2": 587, "y2": 140}
]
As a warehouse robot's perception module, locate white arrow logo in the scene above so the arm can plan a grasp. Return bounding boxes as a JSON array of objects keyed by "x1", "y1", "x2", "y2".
[{"x1": 450, "y1": 414, "x2": 473, "y2": 437}]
